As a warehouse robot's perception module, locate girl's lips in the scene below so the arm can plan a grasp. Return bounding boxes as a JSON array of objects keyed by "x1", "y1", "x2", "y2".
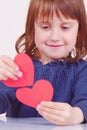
[{"x1": 46, "y1": 43, "x2": 64, "y2": 47}]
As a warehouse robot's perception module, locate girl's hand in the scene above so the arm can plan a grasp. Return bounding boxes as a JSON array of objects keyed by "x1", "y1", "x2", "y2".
[
  {"x1": 0, "y1": 55, "x2": 23, "y2": 80},
  {"x1": 36, "y1": 101, "x2": 84, "y2": 126}
]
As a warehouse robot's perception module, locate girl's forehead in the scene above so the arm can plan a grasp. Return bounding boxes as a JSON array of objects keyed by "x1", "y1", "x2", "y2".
[
  {"x1": 36, "y1": 10, "x2": 62, "y2": 21},
  {"x1": 35, "y1": 11, "x2": 74, "y2": 23}
]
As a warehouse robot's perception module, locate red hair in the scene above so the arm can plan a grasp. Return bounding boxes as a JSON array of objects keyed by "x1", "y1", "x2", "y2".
[{"x1": 15, "y1": 0, "x2": 87, "y2": 62}]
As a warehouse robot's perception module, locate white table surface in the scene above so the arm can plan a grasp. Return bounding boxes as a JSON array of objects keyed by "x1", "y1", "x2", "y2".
[{"x1": 0, "y1": 117, "x2": 87, "y2": 130}]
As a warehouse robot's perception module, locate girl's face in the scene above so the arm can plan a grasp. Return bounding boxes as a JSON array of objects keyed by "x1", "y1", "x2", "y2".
[{"x1": 35, "y1": 13, "x2": 79, "y2": 64}]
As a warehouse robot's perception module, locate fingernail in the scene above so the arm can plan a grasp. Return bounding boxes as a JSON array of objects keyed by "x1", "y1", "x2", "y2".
[
  {"x1": 14, "y1": 77, "x2": 18, "y2": 80},
  {"x1": 40, "y1": 101, "x2": 45, "y2": 105},
  {"x1": 36, "y1": 105, "x2": 40, "y2": 111},
  {"x1": 18, "y1": 72, "x2": 23, "y2": 77},
  {"x1": 15, "y1": 67, "x2": 19, "y2": 71}
]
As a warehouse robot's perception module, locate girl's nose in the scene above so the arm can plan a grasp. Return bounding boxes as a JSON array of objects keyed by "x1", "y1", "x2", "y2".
[{"x1": 51, "y1": 28, "x2": 61, "y2": 41}]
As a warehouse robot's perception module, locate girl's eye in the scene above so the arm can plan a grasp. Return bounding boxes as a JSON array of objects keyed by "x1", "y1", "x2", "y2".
[
  {"x1": 62, "y1": 25, "x2": 70, "y2": 30},
  {"x1": 41, "y1": 24, "x2": 50, "y2": 30},
  {"x1": 63, "y1": 26, "x2": 68, "y2": 29}
]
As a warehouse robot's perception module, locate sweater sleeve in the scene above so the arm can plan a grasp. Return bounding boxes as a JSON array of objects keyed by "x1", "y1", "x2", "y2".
[
  {"x1": 0, "y1": 81, "x2": 16, "y2": 114},
  {"x1": 71, "y1": 60, "x2": 87, "y2": 122}
]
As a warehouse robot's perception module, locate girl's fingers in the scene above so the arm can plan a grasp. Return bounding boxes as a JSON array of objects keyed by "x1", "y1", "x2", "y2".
[
  {"x1": 36, "y1": 102, "x2": 74, "y2": 125},
  {"x1": 0, "y1": 67, "x2": 22, "y2": 80},
  {"x1": 0, "y1": 55, "x2": 23, "y2": 80},
  {"x1": 0, "y1": 55, "x2": 19, "y2": 71},
  {"x1": 39, "y1": 101, "x2": 69, "y2": 110},
  {"x1": 0, "y1": 62, "x2": 22, "y2": 79},
  {"x1": 37, "y1": 108, "x2": 66, "y2": 125},
  {"x1": 0, "y1": 74, "x2": 8, "y2": 80},
  {"x1": 37, "y1": 104, "x2": 63, "y2": 116}
]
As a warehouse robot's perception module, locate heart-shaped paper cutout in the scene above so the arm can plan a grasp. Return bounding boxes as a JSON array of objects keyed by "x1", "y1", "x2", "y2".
[
  {"x1": 3, "y1": 53, "x2": 34, "y2": 87},
  {"x1": 16, "y1": 79, "x2": 53, "y2": 108}
]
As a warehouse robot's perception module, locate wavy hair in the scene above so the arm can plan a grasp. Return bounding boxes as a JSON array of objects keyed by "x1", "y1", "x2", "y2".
[{"x1": 15, "y1": 0, "x2": 87, "y2": 62}]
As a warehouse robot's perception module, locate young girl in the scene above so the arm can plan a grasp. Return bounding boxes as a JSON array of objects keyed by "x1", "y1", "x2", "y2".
[{"x1": 0, "y1": 0, "x2": 87, "y2": 126}]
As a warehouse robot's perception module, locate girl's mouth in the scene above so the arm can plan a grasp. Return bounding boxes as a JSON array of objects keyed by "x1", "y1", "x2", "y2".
[{"x1": 45, "y1": 43, "x2": 64, "y2": 47}]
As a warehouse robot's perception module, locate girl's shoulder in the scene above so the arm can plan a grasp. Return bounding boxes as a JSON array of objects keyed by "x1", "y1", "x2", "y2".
[
  {"x1": 64, "y1": 59, "x2": 87, "y2": 76},
  {"x1": 67, "y1": 59, "x2": 87, "y2": 70}
]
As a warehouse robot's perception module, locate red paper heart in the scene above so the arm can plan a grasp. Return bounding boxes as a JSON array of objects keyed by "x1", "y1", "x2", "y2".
[
  {"x1": 3, "y1": 53, "x2": 34, "y2": 87},
  {"x1": 16, "y1": 80, "x2": 53, "y2": 108}
]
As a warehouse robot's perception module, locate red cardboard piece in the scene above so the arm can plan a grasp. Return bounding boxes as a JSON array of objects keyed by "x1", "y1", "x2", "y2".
[
  {"x1": 16, "y1": 80, "x2": 53, "y2": 108},
  {"x1": 3, "y1": 53, "x2": 34, "y2": 87}
]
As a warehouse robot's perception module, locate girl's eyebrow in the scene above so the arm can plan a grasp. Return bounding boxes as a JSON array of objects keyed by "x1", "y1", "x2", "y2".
[
  {"x1": 36, "y1": 17, "x2": 52, "y2": 24},
  {"x1": 61, "y1": 22, "x2": 75, "y2": 25},
  {"x1": 60, "y1": 19, "x2": 77, "y2": 24},
  {"x1": 36, "y1": 20, "x2": 50, "y2": 24}
]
